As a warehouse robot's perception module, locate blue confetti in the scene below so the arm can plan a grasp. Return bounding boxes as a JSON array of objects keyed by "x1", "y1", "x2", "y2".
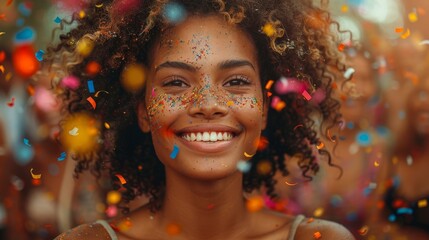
[
  {"x1": 388, "y1": 214, "x2": 396, "y2": 222},
  {"x1": 35, "y1": 50, "x2": 45, "y2": 61},
  {"x1": 23, "y1": 138, "x2": 31, "y2": 147},
  {"x1": 54, "y1": 16, "x2": 62, "y2": 24},
  {"x1": 399, "y1": 110, "x2": 406, "y2": 120},
  {"x1": 330, "y1": 195, "x2": 343, "y2": 207},
  {"x1": 170, "y1": 144, "x2": 179, "y2": 159},
  {"x1": 356, "y1": 131, "x2": 371, "y2": 146},
  {"x1": 163, "y1": 2, "x2": 187, "y2": 24},
  {"x1": 15, "y1": 144, "x2": 34, "y2": 165},
  {"x1": 18, "y1": 3, "x2": 32, "y2": 17},
  {"x1": 57, "y1": 152, "x2": 67, "y2": 161},
  {"x1": 14, "y1": 27, "x2": 35, "y2": 43},
  {"x1": 397, "y1": 208, "x2": 413, "y2": 215},
  {"x1": 346, "y1": 121, "x2": 355, "y2": 129},
  {"x1": 236, "y1": 160, "x2": 251, "y2": 173},
  {"x1": 16, "y1": 18, "x2": 24, "y2": 27},
  {"x1": 87, "y1": 80, "x2": 95, "y2": 93}
]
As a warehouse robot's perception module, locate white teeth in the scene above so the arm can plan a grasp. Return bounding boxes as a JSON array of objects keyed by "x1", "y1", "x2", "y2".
[{"x1": 181, "y1": 131, "x2": 234, "y2": 142}]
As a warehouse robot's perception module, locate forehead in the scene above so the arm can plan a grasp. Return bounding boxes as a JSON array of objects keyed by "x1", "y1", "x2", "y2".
[{"x1": 151, "y1": 15, "x2": 257, "y2": 66}]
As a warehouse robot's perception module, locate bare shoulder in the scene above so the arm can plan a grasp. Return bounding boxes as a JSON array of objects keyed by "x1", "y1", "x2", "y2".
[
  {"x1": 54, "y1": 221, "x2": 113, "y2": 240},
  {"x1": 294, "y1": 218, "x2": 356, "y2": 240}
]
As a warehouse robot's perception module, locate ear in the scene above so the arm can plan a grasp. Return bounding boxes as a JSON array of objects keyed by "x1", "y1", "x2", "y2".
[
  {"x1": 261, "y1": 98, "x2": 268, "y2": 130},
  {"x1": 137, "y1": 101, "x2": 151, "y2": 133}
]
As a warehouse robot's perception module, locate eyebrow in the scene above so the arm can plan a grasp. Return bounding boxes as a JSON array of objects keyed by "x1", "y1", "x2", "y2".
[{"x1": 154, "y1": 59, "x2": 256, "y2": 73}]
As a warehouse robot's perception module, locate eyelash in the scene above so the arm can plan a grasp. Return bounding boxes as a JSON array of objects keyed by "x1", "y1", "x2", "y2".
[
  {"x1": 223, "y1": 75, "x2": 251, "y2": 87},
  {"x1": 163, "y1": 76, "x2": 190, "y2": 88}
]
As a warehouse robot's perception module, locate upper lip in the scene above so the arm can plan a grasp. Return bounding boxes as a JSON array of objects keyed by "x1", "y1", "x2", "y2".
[{"x1": 174, "y1": 124, "x2": 242, "y2": 136}]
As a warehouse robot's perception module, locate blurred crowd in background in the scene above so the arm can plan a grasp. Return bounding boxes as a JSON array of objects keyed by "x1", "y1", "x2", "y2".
[{"x1": 0, "y1": 0, "x2": 429, "y2": 239}]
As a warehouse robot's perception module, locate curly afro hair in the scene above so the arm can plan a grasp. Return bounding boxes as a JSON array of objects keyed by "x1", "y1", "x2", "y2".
[{"x1": 38, "y1": 0, "x2": 347, "y2": 212}]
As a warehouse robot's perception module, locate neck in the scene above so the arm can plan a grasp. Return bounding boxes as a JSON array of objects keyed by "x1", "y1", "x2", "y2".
[{"x1": 157, "y1": 169, "x2": 250, "y2": 239}]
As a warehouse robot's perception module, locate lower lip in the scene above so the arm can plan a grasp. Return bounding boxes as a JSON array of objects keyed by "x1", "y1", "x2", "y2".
[{"x1": 176, "y1": 135, "x2": 239, "y2": 154}]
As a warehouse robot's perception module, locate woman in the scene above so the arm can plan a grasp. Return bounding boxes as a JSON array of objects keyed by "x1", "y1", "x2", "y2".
[{"x1": 47, "y1": 0, "x2": 355, "y2": 239}]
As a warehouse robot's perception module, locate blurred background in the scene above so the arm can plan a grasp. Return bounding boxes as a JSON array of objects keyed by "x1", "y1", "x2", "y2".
[{"x1": 0, "y1": 0, "x2": 428, "y2": 239}]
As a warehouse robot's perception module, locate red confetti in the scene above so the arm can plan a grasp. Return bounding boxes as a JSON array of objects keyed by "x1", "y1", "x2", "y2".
[
  {"x1": 302, "y1": 90, "x2": 312, "y2": 100},
  {"x1": 115, "y1": 174, "x2": 127, "y2": 185},
  {"x1": 7, "y1": 97, "x2": 15, "y2": 107},
  {"x1": 0, "y1": 51, "x2": 5, "y2": 62},
  {"x1": 313, "y1": 231, "x2": 322, "y2": 239},
  {"x1": 86, "y1": 96, "x2": 96, "y2": 109}
]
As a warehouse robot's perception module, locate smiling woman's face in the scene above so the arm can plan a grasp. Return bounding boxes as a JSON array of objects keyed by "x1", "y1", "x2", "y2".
[{"x1": 138, "y1": 15, "x2": 267, "y2": 180}]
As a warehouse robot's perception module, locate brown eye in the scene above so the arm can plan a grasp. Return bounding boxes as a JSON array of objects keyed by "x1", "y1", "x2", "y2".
[
  {"x1": 224, "y1": 76, "x2": 250, "y2": 87},
  {"x1": 163, "y1": 78, "x2": 190, "y2": 88}
]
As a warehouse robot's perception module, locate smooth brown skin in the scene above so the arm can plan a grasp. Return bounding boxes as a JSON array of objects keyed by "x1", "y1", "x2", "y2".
[{"x1": 56, "y1": 15, "x2": 355, "y2": 240}]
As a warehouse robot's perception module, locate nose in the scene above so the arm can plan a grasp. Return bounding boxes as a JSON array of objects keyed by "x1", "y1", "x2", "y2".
[{"x1": 188, "y1": 91, "x2": 229, "y2": 119}]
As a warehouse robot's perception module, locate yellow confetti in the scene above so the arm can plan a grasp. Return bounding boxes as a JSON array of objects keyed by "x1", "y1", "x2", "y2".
[
  {"x1": 5, "y1": 72, "x2": 12, "y2": 81},
  {"x1": 107, "y1": 191, "x2": 122, "y2": 205},
  {"x1": 341, "y1": 5, "x2": 349, "y2": 13},
  {"x1": 95, "y1": 3, "x2": 104, "y2": 8},
  {"x1": 60, "y1": 113, "x2": 101, "y2": 153},
  {"x1": 374, "y1": 161, "x2": 380, "y2": 167},
  {"x1": 121, "y1": 63, "x2": 146, "y2": 93},
  {"x1": 76, "y1": 38, "x2": 94, "y2": 57},
  {"x1": 418, "y1": 199, "x2": 427, "y2": 208},
  {"x1": 30, "y1": 168, "x2": 42, "y2": 179},
  {"x1": 400, "y1": 28, "x2": 411, "y2": 39},
  {"x1": 226, "y1": 100, "x2": 234, "y2": 106},
  {"x1": 104, "y1": 122, "x2": 111, "y2": 129},
  {"x1": 262, "y1": 23, "x2": 275, "y2": 37},
  {"x1": 0, "y1": 32, "x2": 5, "y2": 36},
  {"x1": 243, "y1": 151, "x2": 255, "y2": 158},
  {"x1": 285, "y1": 180, "x2": 298, "y2": 186},
  {"x1": 79, "y1": 10, "x2": 86, "y2": 19},
  {"x1": 313, "y1": 207, "x2": 324, "y2": 217},
  {"x1": 408, "y1": 12, "x2": 418, "y2": 23}
]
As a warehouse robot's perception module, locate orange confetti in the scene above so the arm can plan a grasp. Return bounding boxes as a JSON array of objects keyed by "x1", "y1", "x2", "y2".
[
  {"x1": 256, "y1": 136, "x2": 269, "y2": 151},
  {"x1": 273, "y1": 101, "x2": 286, "y2": 111},
  {"x1": 316, "y1": 142, "x2": 324, "y2": 150},
  {"x1": 395, "y1": 27, "x2": 404, "y2": 33},
  {"x1": 27, "y1": 85, "x2": 35, "y2": 96},
  {"x1": 6, "y1": 0, "x2": 13, "y2": 6},
  {"x1": 358, "y1": 225, "x2": 369, "y2": 236},
  {"x1": 104, "y1": 122, "x2": 111, "y2": 129},
  {"x1": 226, "y1": 100, "x2": 234, "y2": 106},
  {"x1": 374, "y1": 161, "x2": 380, "y2": 167},
  {"x1": 401, "y1": 29, "x2": 411, "y2": 39},
  {"x1": 166, "y1": 223, "x2": 181, "y2": 236},
  {"x1": 265, "y1": 80, "x2": 274, "y2": 90},
  {"x1": 285, "y1": 180, "x2": 298, "y2": 186},
  {"x1": 307, "y1": 217, "x2": 314, "y2": 223},
  {"x1": 313, "y1": 231, "x2": 322, "y2": 239},
  {"x1": 341, "y1": 5, "x2": 349, "y2": 13},
  {"x1": 12, "y1": 45, "x2": 39, "y2": 78},
  {"x1": 115, "y1": 174, "x2": 127, "y2": 185},
  {"x1": 418, "y1": 199, "x2": 427, "y2": 208},
  {"x1": 0, "y1": 65, "x2": 4, "y2": 73},
  {"x1": 30, "y1": 168, "x2": 42, "y2": 179},
  {"x1": 243, "y1": 152, "x2": 254, "y2": 158},
  {"x1": 86, "y1": 61, "x2": 101, "y2": 76},
  {"x1": 266, "y1": 91, "x2": 272, "y2": 97},
  {"x1": 337, "y1": 43, "x2": 345, "y2": 52},
  {"x1": 246, "y1": 196, "x2": 264, "y2": 212},
  {"x1": 87, "y1": 96, "x2": 96, "y2": 109},
  {"x1": 0, "y1": 51, "x2": 5, "y2": 62}
]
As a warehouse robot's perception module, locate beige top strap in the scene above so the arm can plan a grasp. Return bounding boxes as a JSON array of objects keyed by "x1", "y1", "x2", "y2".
[
  {"x1": 287, "y1": 214, "x2": 305, "y2": 240},
  {"x1": 96, "y1": 220, "x2": 118, "y2": 240}
]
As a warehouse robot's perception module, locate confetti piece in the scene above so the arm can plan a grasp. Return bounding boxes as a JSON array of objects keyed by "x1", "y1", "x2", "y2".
[
  {"x1": 61, "y1": 76, "x2": 80, "y2": 90},
  {"x1": 12, "y1": 45, "x2": 39, "y2": 78},
  {"x1": 419, "y1": 40, "x2": 429, "y2": 45},
  {"x1": 236, "y1": 160, "x2": 251, "y2": 173},
  {"x1": 107, "y1": 191, "x2": 122, "y2": 205},
  {"x1": 401, "y1": 28, "x2": 411, "y2": 39},
  {"x1": 18, "y1": 2, "x2": 31, "y2": 16},
  {"x1": 79, "y1": 10, "x2": 85, "y2": 19},
  {"x1": 374, "y1": 161, "x2": 380, "y2": 167},
  {"x1": 26, "y1": 85, "x2": 35, "y2": 96},
  {"x1": 418, "y1": 199, "x2": 427, "y2": 208},
  {"x1": 94, "y1": 90, "x2": 109, "y2": 97},
  {"x1": 23, "y1": 138, "x2": 31, "y2": 147},
  {"x1": 302, "y1": 90, "x2": 312, "y2": 100},
  {"x1": 87, "y1": 80, "x2": 95, "y2": 93},
  {"x1": 341, "y1": 5, "x2": 349, "y2": 12},
  {"x1": 166, "y1": 223, "x2": 181, "y2": 235},
  {"x1": 274, "y1": 77, "x2": 306, "y2": 94},
  {"x1": 243, "y1": 152, "x2": 254, "y2": 158},
  {"x1": 307, "y1": 218, "x2": 314, "y2": 223},
  {"x1": 226, "y1": 100, "x2": 234, "y2": 106},
  {"x1": 0, "y1": 32, "x2": 5, "y2": 36},
  {"x1": 104, "y1": 122, "x2": 111, "y2": 129},
  {"x1": 170, "y1": 144, "x2": 179, "y2": 159},
  {"x1": 121, "y1": 63, "x2": 146, "y2": 93},
  {"x1": 343, "y1": 67, "x2": 355, "y2": 79},
  {"x1": 408, "y1": 12, "x2": 418, "y2": 22},
  {"x1": 397, "y1": 208, "x2": 413, "y2": 215},
  {"x1": 115, "y1": 174, "x2": 127, "y2": 184},
  {"x1": 7, "y1": 97, "x2": 15, "y2": 107},
  {"x1": 86, "y1": 61, "x2": 101, "y2": 75},
  {"x1": 95, "y1": 3, "x2": 104, "y2": 8},
  {"x1": 246, "y1": 196, "x2": 264, "y2": 212},
  {"x1": 262, "y1": 23, "x2": 275, "y2": 37},
  {"x1": 293, "y1": 124, "x2": 303, "y2": 130},
  {"x1": 316, "y1": 142, "x2": 324, "y2": 150},
  {"x1": 105, "y1": 205, "x2": 117, "y2": 217},
  {"x1": 0, "y1": 65, "x2": 5, "y2": 73},
  {"x1": 57, "y1": 152, "x2": 66, "y2": 161},
  {"x1": 87, "y1": 96, "x2": 96, "y2": 109},
  {"x1": 271, "y1": 96, "x2": 286, "y2": 111},
  {"x1": 68, "y1": 127, "x2": 79, "y2": 136},
  {"x1": 358, "y1": 225, "x2": 369, "y2": 236},
  {"x1": 76, "y1": 38, "x2": 94, "y2": 56},
  {"x1": 151, "y1": 87, "x2": 156, "y2": 97},
  {"x1": 265, "y1": 80, "x2": 274, "y2": 90},
  {"x1": 0, "y1": 51, "x2": 5, "y2": 62},
  {"x1": 163, "y1": 2, "x2": 187, "y2": 24},
  {"x1": 30, "y1": 168, "x2": 41, "y2": 179},
  {"x1": 395, "y1": 27, "x2": 403, "y2": 33},
  {"x1": 338, "y1": 43, "x2": 345, "y2": 51},
  {"x1": 285, "y1": 180, "x2": 298, "y2": 186},
  {"x1": 256, "y1": 160, "x2": 272, "y2": 175},
  {"x1": 313, "y1": 207, "x2": 324, "y2": 217},
  {"x1": 54, "y1": 16, "x2": 61, "y2": 23},
  {"x1": 356, "y1": 131, "x2": 371, "y2": 146},
  {"x1": 313, "y1": 231, "x2": 322, "y2": 239},
  {"x1": 6, "y1": 0, "x2": 13, "y2": 6},
  {"x1": 35, "y1": 50, "x2": 44, "y2": 61},
  {"x1": 14, "y1": 27, "x2": 35, "y2": 43}
]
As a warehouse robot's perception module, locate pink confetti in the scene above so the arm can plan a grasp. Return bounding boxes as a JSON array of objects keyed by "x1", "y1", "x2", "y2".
[
  {"x1": 34, "y1": 87, "x2": 59, "y2": 112},
  {"x1": 302, "y1": 90, "x2": 312, "y2": 101},
  {"x1": 274, "y1": 77, "x2": 306, "y2": 95},
  {"x1": 61, "y1": 76, "x2": 80, "y2": 90}
]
